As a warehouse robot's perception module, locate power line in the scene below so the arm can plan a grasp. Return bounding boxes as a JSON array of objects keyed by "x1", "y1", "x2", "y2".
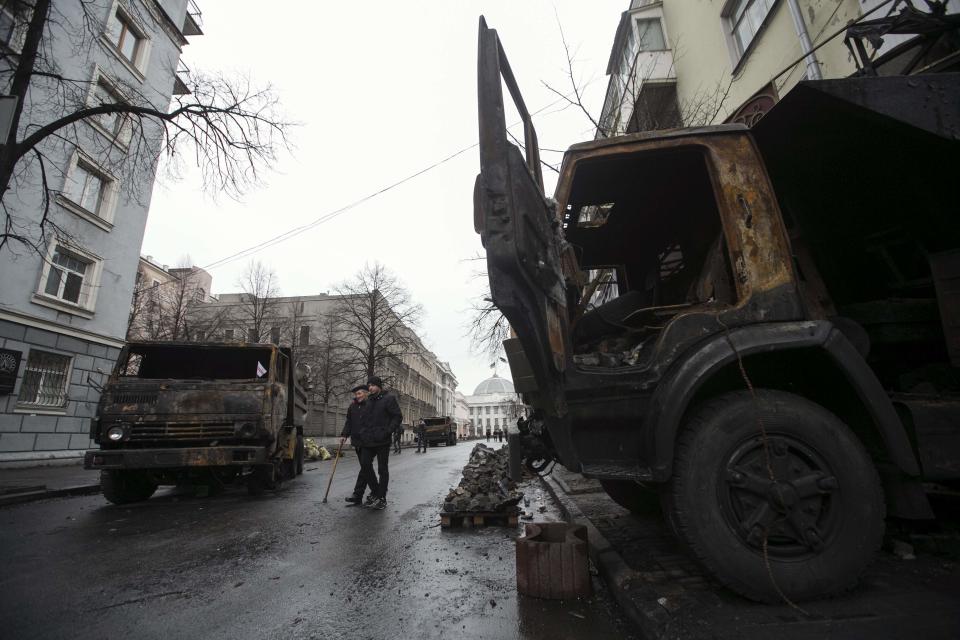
[{"x1": 138, "y1": 94, "x2": 573, "y2": 297}]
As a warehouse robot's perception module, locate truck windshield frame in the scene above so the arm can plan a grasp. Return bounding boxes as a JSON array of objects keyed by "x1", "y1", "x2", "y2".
[{"x1": 116, "y1": 343, "x2": 276, "y2": 381}]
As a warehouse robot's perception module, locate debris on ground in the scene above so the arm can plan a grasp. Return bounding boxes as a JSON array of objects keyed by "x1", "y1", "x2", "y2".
[
  {"x1": 441, "y1": 443, "x2": 523, "y2": 519},
  {"x1": 304, "y1": 439, "x2": 332, "y2": 461}
]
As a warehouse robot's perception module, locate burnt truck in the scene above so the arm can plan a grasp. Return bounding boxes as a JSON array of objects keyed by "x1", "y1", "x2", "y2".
[
  {"x1": 421, "y1": 416, "x2": 458, "y2": 446},
  {"x1": 476, "y1": 13, "x2": 960, "y2": 602},
  {"x1": 84, "y1": 341, "x2": 308, "y2": 503}
]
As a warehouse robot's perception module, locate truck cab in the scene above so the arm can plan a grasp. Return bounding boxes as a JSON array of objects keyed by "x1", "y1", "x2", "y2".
[
  {"x1": 476, "y1": 16, "x2": 960, "y2": 602},
  {"x1": 85, "y1": 341, "x2": 308, "y2": 503}
]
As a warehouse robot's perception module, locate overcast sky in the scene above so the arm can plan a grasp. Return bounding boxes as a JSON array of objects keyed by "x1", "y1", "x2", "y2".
[{"x1": 142, "y1": 1, "x2": 627, "y2": 396}]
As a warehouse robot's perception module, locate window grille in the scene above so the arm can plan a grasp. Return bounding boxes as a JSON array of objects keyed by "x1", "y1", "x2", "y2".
[{"x1": 17, "y1": 350, "x2": 71, "y2": 407}]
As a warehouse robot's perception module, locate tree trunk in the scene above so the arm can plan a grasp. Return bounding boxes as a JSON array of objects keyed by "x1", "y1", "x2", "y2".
[{"x1": 0, "y1": 0, "x2": 50, "y2": 198}]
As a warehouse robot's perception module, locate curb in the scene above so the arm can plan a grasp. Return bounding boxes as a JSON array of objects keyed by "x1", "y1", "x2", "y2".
[
  {"x1": 0, "y1": 483, "x2": 101, "y2": 508},
  {"x1": 540, "y1": 474, "x2": 692, "y2": 640}
]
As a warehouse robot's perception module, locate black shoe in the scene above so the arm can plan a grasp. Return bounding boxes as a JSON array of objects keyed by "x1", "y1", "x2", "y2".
[
  {"x1": 345, "y1": 495, "x2": 362, "y2": 504},
  {"x1": 363, "y1": 495, "x2": 377, "y2": 507},
  {"x1": 372, "y1": 497, "x2": 387, "y2": 510}
]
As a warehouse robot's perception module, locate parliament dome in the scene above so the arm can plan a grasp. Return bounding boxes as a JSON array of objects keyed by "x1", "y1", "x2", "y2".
[{"x1": 473, "y1": 373, "x2": 515, "y2": 395}]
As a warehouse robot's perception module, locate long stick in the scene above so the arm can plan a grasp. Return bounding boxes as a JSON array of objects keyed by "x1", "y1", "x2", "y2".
[{"x1": 322, "y1": 437, "x2": 346, "y2": 503}]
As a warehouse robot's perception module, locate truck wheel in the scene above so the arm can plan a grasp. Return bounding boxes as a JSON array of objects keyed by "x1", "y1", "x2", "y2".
[
  {"x1": 101, "y1": 470, "x2": 157, "y2": 505},
  {"x1": 668, "y1": 390, "x2": 884, "y2": 603},
  {"x1": 295, "y1": 435, "x2": 305, "y2": 475},
  {"x1": 600, "y1": 480, "x2": 661, "y2": 515},
  {"x1": 247, "y1": 466, "x2": 276, "y2": 496}
]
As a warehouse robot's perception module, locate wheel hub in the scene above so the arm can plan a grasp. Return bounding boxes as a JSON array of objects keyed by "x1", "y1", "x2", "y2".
[{"x1": 720, "y1": 435, "x2": 839, "y2": 558}]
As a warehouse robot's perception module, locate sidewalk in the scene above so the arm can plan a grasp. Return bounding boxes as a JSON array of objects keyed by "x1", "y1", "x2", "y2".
[
  {"x1": 542, "y1": 466, "x2": 960, "y2": 640},
  {"x1": 0, "y1": 461, "x2": 100, "y2": 507}
]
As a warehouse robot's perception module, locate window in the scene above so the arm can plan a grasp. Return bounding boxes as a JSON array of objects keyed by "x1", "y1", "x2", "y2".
[
  {"x1": 636, "y1": 18, "x2": 666, "y2": 52},
  {"x1": 224, "y1": 329, "x2": 235, "y2": 341},
  {"x1": 108, "y1": 9, "x2": 143, "y2": 65},
  {"x1": 91, "y1": 78, "x2": 132, "y2": 145},
  {"x1": 17, "y1": 350, "x2": 71, "y2": 408},
  {"x1": 247, "y1": 328, "x2": 258, "y2": 342},
  {"x1": 494, "y1": 405, "x2": 499, "y2": 414},
  {"x1": 485, "y1": 406, "x2": 490, "y2": 415},
  {"x1": 60, "y1": 155, "x2": 118, "y2": 225},
  {"x1": 63, "y1": 161, "x2": 106, "y2": 215},
  {"x1": 724, "y1": 0, "x2": 776, "y2": 59},
  {"x1": 43, "y1": 248, "x2": 92, "y2": 306},
  {"x1": 299, "y1": 325, "x2": 310, "y2": 346},
  {"x1": 494, "y1": 418, "x2": 499, "y2": 427},
  {"x1": 0, "y1": 6, "x2": 16, "y2": 48},
  {"x1": 270, "y1": 326, "x2": 281, "y2": 345}
]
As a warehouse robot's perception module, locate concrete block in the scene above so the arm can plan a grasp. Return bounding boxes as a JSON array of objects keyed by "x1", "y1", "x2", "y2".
[
  {"x1": 0, "y1": 413, "x2": 23, "y2": 432},
  {"x1": 2, "y1": 340, "x2": 29, "y2": 357},
  {"x1": 24, "y1": 327, "x2": 58, "y2": 348},
  {"x1": 35, "y1": 434, "x2": 70, "y2": 450},
  {"x1": 104, "y1": 346, "x2": 121, "y2": 360},
  {"x1": 21, "y1": 414, "x2": 58, "y2": 433},
  {"x1": 56, "y1": 334, "x2": 88, "y2": 355},
  {"x1": 92, "y1": 357, "x2": 117, "y2": 375},
  {"x1": 73, "y1": 355, "x2": 95, "y2": 372},
  {"x1": 69, "y1": 433, "x2": 93, "y2": 450},
  {"x1": 56, "y1": 416, "x2": 84, "y2": 433},
  {"x1": 88, "y1": 344, "x2": 107, "y2": 358},
  {"x1": 0, "y1": 319, "x2": 26, "y2": 341},
  {"x1": 69, "y1": 401, "x2": 97, "y2": 418},
  {"x1": 0, "y1": 433, "x2": 36, "y2": 452},
  {"x1": 68, "y1": 383, "x2": 89, "y2": 403}
]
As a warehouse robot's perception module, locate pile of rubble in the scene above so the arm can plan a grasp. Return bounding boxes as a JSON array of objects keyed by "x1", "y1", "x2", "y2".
[{"x1": 442, "y1": 443, "x2": 523, "y2": 514}]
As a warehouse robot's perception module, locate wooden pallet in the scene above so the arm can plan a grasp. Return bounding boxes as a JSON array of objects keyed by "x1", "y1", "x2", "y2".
[{"x1": 440, "y1": 509, "x2": 519, "y2": 529}]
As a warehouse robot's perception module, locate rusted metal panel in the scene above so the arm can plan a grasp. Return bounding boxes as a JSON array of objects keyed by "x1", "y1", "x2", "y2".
[{"x1": 516, "y1": 522, "x2": 590, "y2": 599}]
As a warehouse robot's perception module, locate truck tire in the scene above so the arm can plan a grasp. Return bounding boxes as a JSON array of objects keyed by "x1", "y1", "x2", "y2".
[
  {"x1": 101, "y1": 470, "x2": 157, "y2": 505},
  {"x1": 600, "y1": 480, "x2": 661, "y2": 515},
  {"x1": 667, "y1": 390, "x2": 884, "y2": 603}
]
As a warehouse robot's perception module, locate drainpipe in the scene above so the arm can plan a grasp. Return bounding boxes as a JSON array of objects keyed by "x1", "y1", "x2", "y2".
[{"x1": 785, "y1": 0, "x2": 823, "y2": 80}]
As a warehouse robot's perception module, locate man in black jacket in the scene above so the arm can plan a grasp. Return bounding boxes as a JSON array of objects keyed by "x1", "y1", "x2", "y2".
[
  {"x1": 360, "y1": 375, "x2": 402, "y2": 510},
  {"x1": 341, "y1": 385, "x2": 371, "y2": 505}
]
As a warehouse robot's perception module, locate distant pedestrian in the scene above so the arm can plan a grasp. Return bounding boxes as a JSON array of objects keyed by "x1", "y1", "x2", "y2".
[
  {"x1": 485, "y1": 430, "x2": 491, "y2": 442},
  {"x1": 393, "y1": 423, "x2": 402, "y2": 455},
  {"x1": 415, "y1": 420, "x2": 427, "y2": 453},
  {"x1": 361, "y1": 376, "x2": 402, "y2": 510},
  {"x1": 341, "y1": 385, "x2": 371, "y2": 505}
]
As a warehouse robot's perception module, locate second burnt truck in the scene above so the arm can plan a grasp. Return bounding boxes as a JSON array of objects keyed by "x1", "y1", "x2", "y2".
[
  {"x1": 85, "y1": 341, "x2": 308, "y2": 503},
  {"x1": 476, "y1": 11, "x2": 960, "y2": 602}
]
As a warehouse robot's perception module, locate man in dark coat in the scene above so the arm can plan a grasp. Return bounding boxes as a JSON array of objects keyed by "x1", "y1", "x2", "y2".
[
  {"x1": 341, "y1": 385, "x2": 371, "y2": 505},
  {"x1": 360, "y1": 375, "x2": 402, "y2": 510}
]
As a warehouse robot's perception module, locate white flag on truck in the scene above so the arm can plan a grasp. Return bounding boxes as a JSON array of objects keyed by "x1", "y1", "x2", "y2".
[{"x1": 256, "y1": 361, "x2": 267, "y2": 378}]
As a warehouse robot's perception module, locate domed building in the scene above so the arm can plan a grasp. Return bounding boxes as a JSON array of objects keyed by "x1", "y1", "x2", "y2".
[{"x1": 464, "y1": 373, "x2": 523, "y2": 439}]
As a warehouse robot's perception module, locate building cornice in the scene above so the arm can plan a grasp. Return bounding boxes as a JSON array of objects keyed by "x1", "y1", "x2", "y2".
[{"x1": 0, "y1": 307, "x2": 125, "y2": 348}]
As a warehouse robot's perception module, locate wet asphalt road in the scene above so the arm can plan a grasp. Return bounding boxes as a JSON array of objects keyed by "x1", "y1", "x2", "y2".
[{"x1": 0, "y1": 443, "x2": 637, "y2": 640}]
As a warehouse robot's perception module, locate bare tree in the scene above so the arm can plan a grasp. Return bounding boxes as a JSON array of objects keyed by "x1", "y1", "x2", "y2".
[
  {"x1": 235, "y1": 259, "x2": 281, "y2": 342},
  {"x1": 0, "y1": 0, "x2": 291, "y2": 255},
  {"x1": 299, "y1": 316, "x2": 351, "y2": 436},
  {"x1": 332, "y1": 262, "x2": 423, "y2": 384}
]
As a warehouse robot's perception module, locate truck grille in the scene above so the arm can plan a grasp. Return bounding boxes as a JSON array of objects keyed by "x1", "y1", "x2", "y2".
[
  {"x1": 112, "y1": 389, "x2": 159, "y2": 405},
  {"x1": 129, "y1": 423, "x2": 234, "y2": 441}
]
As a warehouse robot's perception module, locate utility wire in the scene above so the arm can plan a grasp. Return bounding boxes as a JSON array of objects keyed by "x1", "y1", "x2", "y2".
[{"x1": 137, "y1": 94, "x2": 573, "y2": 297}]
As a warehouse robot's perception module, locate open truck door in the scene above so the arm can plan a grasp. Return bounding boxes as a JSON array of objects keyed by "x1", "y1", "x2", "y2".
[{"x1": 475, "y1": 17, "x2": 568, "y2": 416}]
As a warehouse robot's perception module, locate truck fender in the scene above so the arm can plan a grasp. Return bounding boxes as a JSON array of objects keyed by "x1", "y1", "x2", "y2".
[{"x1": 645, "y1": 320, "x2": 921, "y2": 481}]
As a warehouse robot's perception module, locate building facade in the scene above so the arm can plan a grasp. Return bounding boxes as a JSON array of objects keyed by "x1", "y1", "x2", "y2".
[
  {"x1": 453, "y1": 391, "x2": 470, "y2": 439},
  {"x1": 0, "y1": 1, "x2": 202, "y2": 463},
  {"x1": 464, "y1": 374, "x2": 522, "y2": 439},
  {"x1": 596, "y1": 0, "x2": 957, "y2": 135},
  {"x1": 127, "y1": 256, "x2": 214, "y2": 340}
]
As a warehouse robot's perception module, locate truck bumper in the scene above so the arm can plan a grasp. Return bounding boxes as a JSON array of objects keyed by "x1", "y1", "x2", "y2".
[{"x1": 84, "y1": 446, "x2": 269, "y2": 470}]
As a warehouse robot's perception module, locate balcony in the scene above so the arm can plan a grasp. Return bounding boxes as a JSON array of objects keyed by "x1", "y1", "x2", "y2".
[{"x1": 182, "y1": 0, "x2": 203, "y2": 37}]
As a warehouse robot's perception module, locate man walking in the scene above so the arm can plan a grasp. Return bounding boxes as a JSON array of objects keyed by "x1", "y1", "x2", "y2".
[
  {"x1": 415, "y1": 419, "x2": 426, "y2": 454},
  {"x1": 393, "y1": 422, "x2": 403, "y2": 455},
  {"x1": 341, "y1": 384, "x2": 371, "y2": 505},
  {"x1": 362, "y1": 375, "x2": 402, "y2": 510}
]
